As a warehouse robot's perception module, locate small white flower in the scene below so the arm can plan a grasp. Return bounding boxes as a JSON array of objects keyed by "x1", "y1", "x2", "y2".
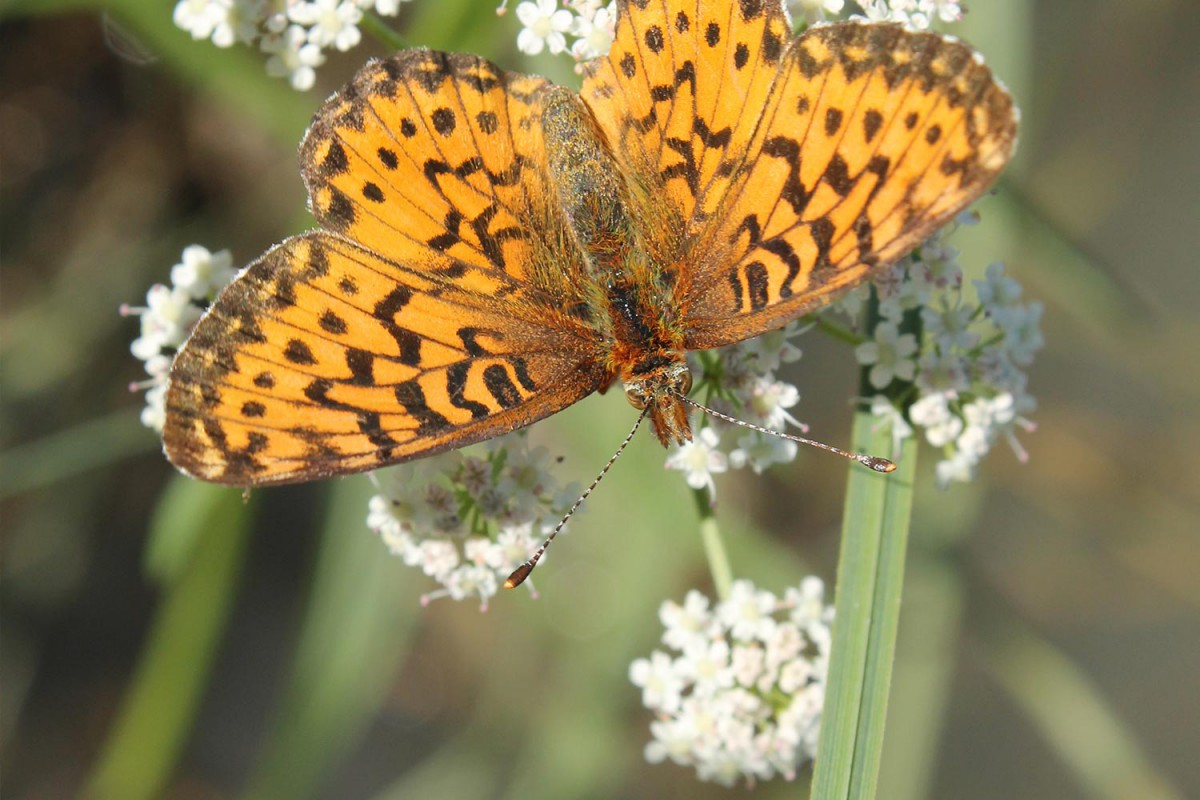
[
  {"x1": 665, "y1": 426, "x2": 728, "y2": 496},
  {"x1": 929, "y1": 0, "x2": 963, "y2": 23},
  {"x1": 910, "y1": 241, "x2": 964, "y2": 294},
  {"x1": 975, "y1": 261, "x2": 1024, "y2": 321},
  {"x1": 744, "y1": 376, "x2": 802, "y2": 431},
  {"x1": 140, "y1": 383, "x2": 168, "y2": 431},
  {"x1": 291, "y1": 0, "x2": 363, "y2": 51},
  {"x1": 909, "y1": 391, "x2": 963, "y2": 447},
  {"x1": 368, "y1": 0, "x2": 410, "y2": 15},
  {"x1": 645, "y1": 715, "x2": 700, "y2": 765},
  {"x1": 660, "y1": 589, "x2": 713, "y2": 650},
  {"x1": 368, "y1": 463, "x2": 438, "y2": 533},
  {"x1": 736, "y1": 321, "x2": 806, "y2": 373},
  {"x1": 174, "y1": 0, "x2": 223, "y2": 41},
  {"x1": 568, "y1": 2, "x2": 616, "y2": 62},
  {"x1": 719, "y1": 580, "x2": 778, "y2": 643},
  {"x1": 730, "y1": 643, "x2": 766, "y2": 688},
  {"x1": 515, "y1": 0, "x2": 573, "y2": 55},
  {"x1": 363, "y1": 431, "x2": 576, "y2": 605},
  {"x1": 630, "y1": 651, "x2": 685, "y2": 712},
  {"x1": 1001, "y1": 301, "x2": 1044, "y2": 365},
  {"x1": 490, "y1": 524, "x2": 539, "y2": 571},
  {"x1": 170, "y1": 244, "x2": 235, "y2": 300},
  {"x1": 212, "y1": 0, "x2": 263, "y2": 47},
  {"x1": 784, "y1": 576, "x2": 829, "y2": 628},
  {"x1": 855, "y1": 320, "x2": 918, "y2": 389},
  {"x1": 830, "y1": 282, "x2": 870, "y2": 325},
  {"x1": 778, "y1": 657, "x2": 815, "y2": 694},
  {"x1": 633, "y1": 581, "x2": 832, "y2": 786},
  {"x1": 263, "y1": 25, "x2": 326, "y2": 91},
  {"x1": 442, "y1": 564, "x2": 498, "y2": 604},
  {"x1": 935, "y1": 447, "x2": 979, "y2": 487},
  {"x1": 415, "y1": 539, "x2": 458, "y2": 580},
  {"x1": 131, "y1": 284, "x2": 204, "y2": 355},
  {"x1": 678, "y1": 638, "x2": 734, "y2": 693},
  {"x1": 915, "y1": 349, "x2": 970, "y2": 395},
  {"x1": 921, "y1": 298, "x2": 978, "y2": 352},
  {"x1": 787, "y1": 0, "x2": 844, "y2": 24}
]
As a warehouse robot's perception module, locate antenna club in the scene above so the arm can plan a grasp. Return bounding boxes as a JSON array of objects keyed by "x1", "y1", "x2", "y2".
[
  {"x1": 505, "y1": 563, "x2": 534, "y2": 589},
  {"x1": 860, "y1": 455, "x2": 897, "y2": 473}
]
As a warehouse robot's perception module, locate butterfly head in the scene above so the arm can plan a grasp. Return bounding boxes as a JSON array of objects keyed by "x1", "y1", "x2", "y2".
[{"x1": 622, "y1": 356, "x2": 693, "y2": 448}]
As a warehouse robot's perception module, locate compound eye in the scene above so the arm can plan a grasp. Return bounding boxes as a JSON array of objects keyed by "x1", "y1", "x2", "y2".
[
  {"x1": 676, "y1": 370, "x2": 693, "y2": 396},
  {"x1": 625, "y1": 386, "x2": 647, "y2": 409}
]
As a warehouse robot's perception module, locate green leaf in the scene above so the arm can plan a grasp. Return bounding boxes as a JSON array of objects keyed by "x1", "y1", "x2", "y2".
[{"x1": 811, "y1": 413, "x2": 917, "y2": 800}]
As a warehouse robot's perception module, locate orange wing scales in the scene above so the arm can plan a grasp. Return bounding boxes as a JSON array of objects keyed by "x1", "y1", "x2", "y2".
[
  {"x1": 583, "y1": 0, "x2": 792, "y2": 228},
  {"x1": 301, "y1": 50, "x2": 565, "y2": 285},
  {"x1": 164, "y1": 233, "x2": 603, "y2": 485},
  {"x1": 584, "y1": 4, "x2": 1014, "y2": 350},
  {"x1": 680, "y1": 23, "x2": 1016, "y2": 346},
  {"x1": 164, "y1": 0, "x2": 1018, "y2": 487}
]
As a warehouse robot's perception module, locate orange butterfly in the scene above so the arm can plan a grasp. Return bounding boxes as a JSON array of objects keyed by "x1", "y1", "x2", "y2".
[{"x1": 163, "y1": 0, "x2": 1016, "y2": 491}]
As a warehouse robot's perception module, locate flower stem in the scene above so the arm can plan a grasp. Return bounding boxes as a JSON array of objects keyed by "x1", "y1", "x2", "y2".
[
  {"x1": 691, "y1": 488, "x2": 733, "y2": 601},
  {"x1": 361, "y1": 13, "x2": 407, "y2": 51},
  {"x1": 812, "y1": 314, "x2": 865, "y2": 346}
]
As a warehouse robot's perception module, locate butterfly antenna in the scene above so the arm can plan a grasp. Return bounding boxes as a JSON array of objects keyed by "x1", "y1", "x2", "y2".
[
  {"x1": 505, "y1": 407, "x2": 649, "y2": 589},
  {"x1": 673, "y1": 391, "x2": 896, "y2": 473}
]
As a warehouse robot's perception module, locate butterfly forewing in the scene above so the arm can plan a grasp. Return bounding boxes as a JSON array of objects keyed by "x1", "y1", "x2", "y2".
[
  {"x1": 581, "y1": 0, "x2": 792, "y2": 233},
  {"x1": 580, "y1": 1, "x2": 1016, "y2": 350},
  {"x1": 679, "y1": 24, "x2": 1016, "y2": 347},
  {"x1": 301, "y1": 50, "x2": 580, "y2": 289},
  {"x1": 163, "y1": 45, "x2": 618, "y2": 487}
]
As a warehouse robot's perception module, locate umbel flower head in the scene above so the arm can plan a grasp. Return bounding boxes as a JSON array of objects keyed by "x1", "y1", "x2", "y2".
[
  {"x1": 366, "y1": 432, "x2": 582, "y2": 608},
  {"x1": 631, "y1": 579, "x2": 834, "y2": 787}
]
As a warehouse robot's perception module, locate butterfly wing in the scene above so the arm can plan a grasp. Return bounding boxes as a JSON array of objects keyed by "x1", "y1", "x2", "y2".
[
  {"x1": 164, "y1": 52, "x2": 605, "y2": 486},
  {"x1": 581, "y1": 1, "x2": 1017, "y2": 349}
]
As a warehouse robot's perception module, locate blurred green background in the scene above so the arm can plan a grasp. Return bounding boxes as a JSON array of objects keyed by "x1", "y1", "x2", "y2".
[{"x1": 2, "y1": 1, "x2": 1198, "y2": 798}]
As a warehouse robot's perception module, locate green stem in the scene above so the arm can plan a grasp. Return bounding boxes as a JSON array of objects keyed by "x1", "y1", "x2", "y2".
[
  {"x1": 361, "y1": 12, "x2": 408, "y2": 51},
  {"x1": 691, "y1": 488, "x2": 732, "y2": 600},
  {"x1": 811, "y1": 314, "x2": 865, "y2": 346}
]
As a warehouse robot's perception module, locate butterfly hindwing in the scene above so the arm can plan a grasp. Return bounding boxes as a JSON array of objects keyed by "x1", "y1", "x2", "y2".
[{"x1": 164, "y1": 233, "x2": 606, "y2": 485}]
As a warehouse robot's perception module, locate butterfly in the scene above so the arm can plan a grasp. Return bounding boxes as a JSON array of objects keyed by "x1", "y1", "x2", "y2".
[{"x1": 162, "y1": 0, "x2": 1017, "y2": 489}]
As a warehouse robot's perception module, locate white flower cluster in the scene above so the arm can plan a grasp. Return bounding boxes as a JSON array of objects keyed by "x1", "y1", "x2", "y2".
[
  {"x1": 840, "y1": 223, "x2": 1040, "y2": 486},
  {"x1": 123, "y1": 245, "x2": 235, "y2": 430},
  {"x1": 504, "y1": 0, "x2": 617, "y2": 68},
  {"x1": 172, "y1": 0, "x2": 413, "y2": 91},
  {"x1": 786, "y1": 0, "x2": 845, "y2": 26},
  {"x1": 852, "y1": 0, "x2": 962, "y2": 29},
  {"x1": 630, "y1": 578, "x2": 833, "y2": 787},
  {"x1": 665, "y1": 323, "x2": 808, "y2": 497},
  {"x1": 366, "y1": 432, "x2": 582, "y2": 608}
]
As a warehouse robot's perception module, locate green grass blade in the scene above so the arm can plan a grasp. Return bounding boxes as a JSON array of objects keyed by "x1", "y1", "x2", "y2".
[
  {"x1": 977, "y1": 612, "x2": 1185, "y2": 800},
  {"x1": 241, "y1": 479, "x2": 420, "y2": 800},
  {"x1": 811, "y1": 412, "x2": 917, "y2": 800},
  {"x1": 0, "y1": 410, "x2": 152, "y2": 500},
  {"x1": 86, "y1": 479, "x2": 254, "y2": 800}
]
